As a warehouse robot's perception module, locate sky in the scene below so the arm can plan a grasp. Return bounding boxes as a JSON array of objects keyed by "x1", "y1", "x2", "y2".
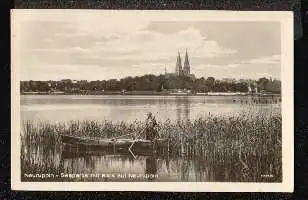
[{"x1": 14, "y1": 10, "x2": 282, "y2": 81}]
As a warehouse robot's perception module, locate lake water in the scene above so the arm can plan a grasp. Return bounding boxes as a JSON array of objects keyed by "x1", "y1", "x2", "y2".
[
  {"x1": 21, "y1": 95, "x2": 280, "y2": 123},
  {"x1": 21, "y1": 95, "x2": 281, "y2": 182}
]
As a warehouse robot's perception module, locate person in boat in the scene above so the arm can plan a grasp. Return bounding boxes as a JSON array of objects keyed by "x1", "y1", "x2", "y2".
[{"x1": 145, "y1": 112, "x2": 158, "y2": 142}]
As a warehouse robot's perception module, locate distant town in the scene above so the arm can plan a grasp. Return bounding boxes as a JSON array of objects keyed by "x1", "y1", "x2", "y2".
[{"x1": 20, "y1": 50, "x2": 281, "y2": 96}]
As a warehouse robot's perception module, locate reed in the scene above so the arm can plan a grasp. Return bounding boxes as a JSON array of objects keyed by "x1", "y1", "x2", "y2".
[{"x1": 21, "y1": 105, "x2": 282, "y2": 182}]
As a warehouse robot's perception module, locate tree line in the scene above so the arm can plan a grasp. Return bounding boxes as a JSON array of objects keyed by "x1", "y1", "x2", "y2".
[{"x1": 20, "y1": 74, "x2": 281, "y2": 94}]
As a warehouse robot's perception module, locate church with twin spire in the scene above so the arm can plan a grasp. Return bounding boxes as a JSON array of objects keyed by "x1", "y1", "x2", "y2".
[
  {"x1": 175, "y1": 49, "x2": 193, "y2": 77},
  {"x1": 164, "y1": 49, "x2": 195, "y2": 79}
]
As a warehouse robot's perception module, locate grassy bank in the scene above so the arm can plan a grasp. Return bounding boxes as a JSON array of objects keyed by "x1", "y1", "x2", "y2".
[{"x1": 21, "y1": 110, "x2": 282, "y2": 182}]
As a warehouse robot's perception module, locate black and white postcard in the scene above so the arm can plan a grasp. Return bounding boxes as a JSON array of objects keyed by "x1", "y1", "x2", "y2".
[{"x1": 11, "y1": 10, "x2": 293, "y2": 192}]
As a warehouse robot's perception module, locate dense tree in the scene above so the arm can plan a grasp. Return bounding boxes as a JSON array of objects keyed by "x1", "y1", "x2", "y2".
[
  {"x1": 20, "y1": 75, "x2": 281, "y2": 94},
  {"x1": 256, "y1": 77, "x2": 281, "y2": 93}
]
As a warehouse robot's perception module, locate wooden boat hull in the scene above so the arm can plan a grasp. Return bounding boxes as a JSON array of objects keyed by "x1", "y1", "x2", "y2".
[
  {"x1": 60, "y1": 134, "x2": 169, "y2": 156},
  {"x1": 61, "y1": 144, "x2": 171, "y2": 159}
]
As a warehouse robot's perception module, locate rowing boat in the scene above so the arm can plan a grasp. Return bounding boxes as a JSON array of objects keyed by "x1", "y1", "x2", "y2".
[{"x1": 60, "y1": 134, "x2": 169, "y2": 154}]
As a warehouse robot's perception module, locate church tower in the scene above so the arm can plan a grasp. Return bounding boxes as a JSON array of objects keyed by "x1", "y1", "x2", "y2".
[
  {"x1": 175, "y1": 51, "x2": 183, "y2": 76},
  {"x1": 183, "y1": 49, "x2": 190, "y2": 76}
]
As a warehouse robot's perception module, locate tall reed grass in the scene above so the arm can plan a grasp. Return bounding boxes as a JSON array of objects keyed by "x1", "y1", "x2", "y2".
[{"x1": 21, "y1": 105, "x2": 282, "y2": 182}]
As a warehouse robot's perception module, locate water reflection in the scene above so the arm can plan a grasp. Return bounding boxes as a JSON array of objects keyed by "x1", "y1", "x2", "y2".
[
  {"x1": 21, "y1": 95, "x2": 281, "y2": 123},
  {"x1": 56, "y1": 152, "x2": 231, "y2": 182},
  {"x1": 58, "y1": 156, "x2": 229, "y2": 182},
  {"x1": 21, "y1": 143, "x2": 280, "y2": 182},
  {"x1": 145, "y1": 156, "x2": 158, "y2": 181},
  {"x1": 175, "y1": 97, "x2": 190, "y2": 122}
]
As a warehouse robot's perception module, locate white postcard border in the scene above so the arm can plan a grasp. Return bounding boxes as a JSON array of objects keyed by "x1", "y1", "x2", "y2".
[{"x1": 11, "y1": 10, "x2": 294, "y2": 192}]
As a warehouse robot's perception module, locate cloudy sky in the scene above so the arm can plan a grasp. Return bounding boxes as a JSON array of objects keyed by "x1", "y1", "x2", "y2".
[{"x1": 14, "y1": 10, "x2": 281, "y2": 81}]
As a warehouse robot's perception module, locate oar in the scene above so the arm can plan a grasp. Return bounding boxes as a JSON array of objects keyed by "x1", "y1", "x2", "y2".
[
  {"x1": 128, "y1": 126, "x2": 147, "y2": 159},
  {"x1": 111, "y1": 132, "x2": 135, "y2": 140}
]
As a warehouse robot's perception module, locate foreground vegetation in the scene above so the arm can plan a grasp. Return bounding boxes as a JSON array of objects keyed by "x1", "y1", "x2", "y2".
[{"x1": 21, "y1": 108, "x2": 282, "y2": 182}]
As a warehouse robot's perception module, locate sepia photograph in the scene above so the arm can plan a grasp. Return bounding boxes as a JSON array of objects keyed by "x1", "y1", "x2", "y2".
[{"x1": 11, "y1": 10, "x2": 293, "y2": 192}]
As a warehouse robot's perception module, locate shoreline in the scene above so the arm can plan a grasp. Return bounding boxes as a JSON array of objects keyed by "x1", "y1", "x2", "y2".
[{"x1": 20, "y1": 91, "x2": 281, "y2": 97}]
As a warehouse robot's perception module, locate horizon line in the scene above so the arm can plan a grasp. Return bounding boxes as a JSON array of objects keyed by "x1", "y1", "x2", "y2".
[{"x1": 19, "y1": 75, "x2": 281, "y2": 82}]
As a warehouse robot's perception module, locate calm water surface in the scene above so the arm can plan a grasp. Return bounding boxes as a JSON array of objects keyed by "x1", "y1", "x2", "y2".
[
  {"x1": 21, "y1": 95, "x2": 281, "y2": 182},
  {"x1": 21, "y1": 95, "x2": 279, "y2": 122}
]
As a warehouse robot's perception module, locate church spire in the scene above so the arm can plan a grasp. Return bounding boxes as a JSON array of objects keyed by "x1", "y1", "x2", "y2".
[
  {"x1": 175, "y1": 50, "x2": 182, "y2": 76},
  {"x1": 183, "y1": 49, "x2": 190, "y2": 76}
]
